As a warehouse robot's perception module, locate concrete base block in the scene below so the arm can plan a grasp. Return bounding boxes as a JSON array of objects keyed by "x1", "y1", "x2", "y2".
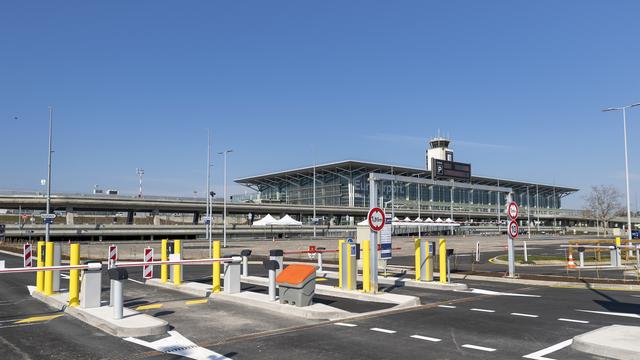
[
  {"x1": 573, "y1": 325, "x2": 640, "y2": 360},
  {"x1": 214, "y1": 291, "x2": 351, "y2": 320},
  {"x1": 146, "y1": 278, "x2": 211, "y2": 298},
  {"x1": 321, "y1": 271, "x2": 468, "y2": 292},
  {"x1": 32, "y1": 291, "x2": 169, "y2": 337},
  {"x1": 242, "y1": 275, "x2": 421, "y2": 308}
]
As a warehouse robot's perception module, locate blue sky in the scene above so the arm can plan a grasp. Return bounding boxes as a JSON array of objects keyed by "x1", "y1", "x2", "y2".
[{"x1": 1, "y1": 1, "x2": 640, "y2": 208}]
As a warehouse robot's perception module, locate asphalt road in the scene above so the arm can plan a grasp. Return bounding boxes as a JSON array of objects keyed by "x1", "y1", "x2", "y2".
[{"x1": 1, "y1": 251, "x2": 639, "y2": 359}]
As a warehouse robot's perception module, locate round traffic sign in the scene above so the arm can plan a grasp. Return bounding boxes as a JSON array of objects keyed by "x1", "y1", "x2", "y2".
[
  {"x1": 368, "y1": 207, "x2": 386, "y2": 232},
  {"x1": 507, "y1": 201, "x2": 519, "y2": 220},
  {"x1": 508, "y1": 220, "x2": 519, "y2": 238}
]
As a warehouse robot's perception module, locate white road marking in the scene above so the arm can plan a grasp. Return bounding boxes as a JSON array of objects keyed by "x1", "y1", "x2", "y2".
[
  {"x1": 127, "y1": 278, "x2": 145, "y2": 285},
  {"x1": 370, "y1": 328, "x2": 397, "y2": 334},
  {"x1": 462, "y1": 344, "x2": 496, "y2": 352},
  {"x1": 125, "y1": 330, "x2": 230, "y2": 360},
  {"x1": 410, "y1": 335, "x2": 441, "y2": 342},
  {"x1": 334, "y1": 322, "x2": 358, "y2": 327},
  {"x1": 523, "y1": 339, "x2": 573, "y2": 360},
  {"x1": 60, "y1": 274, "x2": 70, "y2": 279},
  {"x1": 577, "y1": 309, "x2": 640, "y2": 319},
  {"x1": 558, "y1": 318, "x2": 589, "y2": 324},
  {"x1": 27, "y1": 285, "x2": 36, "y2": 295},
  {"x1": 470, "y1": 308, "x2": 496, "y2": 313},
  {"x1": 438, "y1": 305, "x2": 456, "y2": 309},
  {"x1": 458, "y1": 288, "x2": 541, "y2": 298},
  {"x1": 511, "y1": 313, "x2": 539, "y2": 318}
]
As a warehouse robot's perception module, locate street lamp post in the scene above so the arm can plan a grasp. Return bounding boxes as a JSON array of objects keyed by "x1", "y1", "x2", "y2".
[
  {"x1": 603, "y1": 102, "x2": 640, "y2": 241},
  {"x1": 45, "y1": 107, "x2": 53, "y2": 243},
  {"x1": 206, "y1": 130, "x2": 212, "y2": 256},
  {"x1": 218, "y1": 149, "x2": 233, "y2": 247}
]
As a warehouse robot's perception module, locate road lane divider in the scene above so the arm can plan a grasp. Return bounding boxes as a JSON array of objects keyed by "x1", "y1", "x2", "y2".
[
  {"x1": 370, "y1": 327, "x2": 397, "y2": 334},
  {"x1": 510, "y1": 313, "x2": 539, "y2": 318},
  {"x1": 470, "y1": 308, "x2": 496, "y2": 313},
  {"x1": 558, "y1": 318, "x2": 589, "y2": 324},
  {"x1": 462, "y1": 344, "x2": 496, "y2": 352},
  {"x1": 410, "y1": 335, "x2": 441, "y2": 342},
  {"x1": 334, "y1": 322, "x2": 358, "y2": 327}
]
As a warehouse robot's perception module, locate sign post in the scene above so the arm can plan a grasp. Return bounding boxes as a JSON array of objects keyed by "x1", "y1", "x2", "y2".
[
  {"x1": 506, "y1": 199, "x2": 518, "y2": 278},
  {"x1": 367, "y1": 201, "x2": 385, "y2": 294}
]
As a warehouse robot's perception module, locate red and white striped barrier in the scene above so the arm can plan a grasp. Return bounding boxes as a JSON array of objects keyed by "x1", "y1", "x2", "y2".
[
  {"x1": 0, "y1": 262, "x2": 102, "y2": 274},
  {"x1": 143, "y1": 247, "x2": 153, "y2": 279},
  {"x1": 108, "y1": 245, "x2": 117, "y2": 268},
  {"x1": 23, "y1": 243, "x2": 32, "y2": 268},
  {"x1": 0, "y1": 257, "x2": 240, "y2": 275}
]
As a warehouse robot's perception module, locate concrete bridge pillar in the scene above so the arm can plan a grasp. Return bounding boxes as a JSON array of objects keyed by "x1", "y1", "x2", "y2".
[{"x1": 66, "y1": 208, "x2": 75, "y2": 225}]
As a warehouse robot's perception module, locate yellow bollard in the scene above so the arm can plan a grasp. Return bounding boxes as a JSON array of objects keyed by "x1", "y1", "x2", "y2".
[
  {"x1": 414, "y1": 238, "x2": 421, "y2": 281},
  {"x1": 362, "y1": 240, "x2": 371, "y2": 293},
  {"x1": 161, "y1": 239, "x2": 168, "y2": 283},
  {"x1": 44, "y1": 242, "x2": 54, "y2": 295},
  {"x1": 173, "y1": 239, "x2": 182, "y2": 286},
  {"x1": 615, "y1": 236, "x2": 621, "y2": 248},
  {"x1": 439, "y1": 238, "x2": 447, "y2": 284},
  {"x1": 338, "y1": 240, "x2": 345, "y2": 289},
  {"x1": 36, "y1": 241, "x2": 45, "y2": 292},
  {"x1": 69, "y1": 243, "x2": 80, "y2": 307},
  {"x1": 212, "y1": 240, "x2": 221, "y2": 293}
]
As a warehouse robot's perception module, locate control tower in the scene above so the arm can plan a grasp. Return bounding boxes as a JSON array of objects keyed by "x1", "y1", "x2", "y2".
[{"x1": 426, "y1": 137, "x2": 453, "y2": 171}]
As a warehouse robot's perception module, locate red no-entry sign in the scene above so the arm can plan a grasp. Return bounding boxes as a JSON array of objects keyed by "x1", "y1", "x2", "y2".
[{"x1": 368, "y1": 207, "x2": 386, "y2": 232}]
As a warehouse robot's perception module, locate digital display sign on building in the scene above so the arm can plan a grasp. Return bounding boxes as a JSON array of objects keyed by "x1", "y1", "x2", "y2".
[{"x1": 431, "y1": 159, "x2": 471, "y2": 182}]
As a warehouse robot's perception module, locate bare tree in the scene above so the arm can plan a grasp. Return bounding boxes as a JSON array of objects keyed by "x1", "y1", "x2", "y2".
[{"x1": 584, "y1": 185, "x2": 622, "y2": 233}]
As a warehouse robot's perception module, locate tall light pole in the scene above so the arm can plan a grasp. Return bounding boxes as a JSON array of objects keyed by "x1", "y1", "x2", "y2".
[
  {"x1": 218, "y1": 149, "x2": 233, "y2": 247},
  {"x1": 313, "y1": 162, "x2": 316, "y2": 238},
  {"x1": 603, "y1": 102, "x2": 640, "y2": 241},
  {"x1": 136, "y1": 168, "x2": 144, "y2": 198},
  {"x1": 45, "y1": 106, "x2": 53, "y2": 243},
  {"x1": 206, "y1": 130, "x2": 212, "y2": 256}
]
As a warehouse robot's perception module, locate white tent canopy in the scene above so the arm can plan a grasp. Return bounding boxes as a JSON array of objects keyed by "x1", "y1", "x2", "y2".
[
  {"x1": 253, "y1": 214, "x2": 278, "y2": 226},
  {"x1": 275, "y1": 214, "x2": 302, "y2": 226}
]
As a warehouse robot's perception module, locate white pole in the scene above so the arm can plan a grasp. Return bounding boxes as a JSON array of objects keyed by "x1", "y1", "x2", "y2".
[
  {"x1": 222, "y1": 150, "x2": 232, "y2": 248},
  {"x1": 206, "y1": 130, "x2": 211, "y2": 256},
  {"x1": 45, "y1": 106, "x2": 53, "y2": 243},
  {"x1": 524, "y1": 240, "x2": 528, "y2": 263},
  {"x1": 313, "y1": 162, "x2": 316, "y2": 238},
  {"x1": 623, "y1": 108, "x2": 633, "y2": 241},
  {"x1": 527, "y1": 186, "x2": 531, "y2": 239}
]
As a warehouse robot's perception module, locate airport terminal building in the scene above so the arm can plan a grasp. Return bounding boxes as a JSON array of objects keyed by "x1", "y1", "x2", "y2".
[{"x1": 236, "y1": 138, "x2": 579, "y2": 227}]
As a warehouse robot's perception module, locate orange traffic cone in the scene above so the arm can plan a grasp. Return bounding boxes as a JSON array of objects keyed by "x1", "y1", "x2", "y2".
[{"x1": 567, "y1": 253, "x2": 577, "y2": 269}]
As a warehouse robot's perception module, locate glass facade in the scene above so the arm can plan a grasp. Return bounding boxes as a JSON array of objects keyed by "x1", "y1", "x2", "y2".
[{"x1": 236, "y1": 161, "x2": 573, "y2": 219}]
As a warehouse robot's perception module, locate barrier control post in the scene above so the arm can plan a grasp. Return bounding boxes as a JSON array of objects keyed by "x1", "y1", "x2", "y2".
[
  {"x1": 108, "y1": 268, "x2": 128, "y2": 320},
  {"x1": 241, "y1": 249, "x2": 252, "y2": 276},
  {"x1": 316, "y1": 247, "x2": 325, "y2": 272},
  {"x1": 264, "y1": 260, "x2": 279, "y2": 301}
]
